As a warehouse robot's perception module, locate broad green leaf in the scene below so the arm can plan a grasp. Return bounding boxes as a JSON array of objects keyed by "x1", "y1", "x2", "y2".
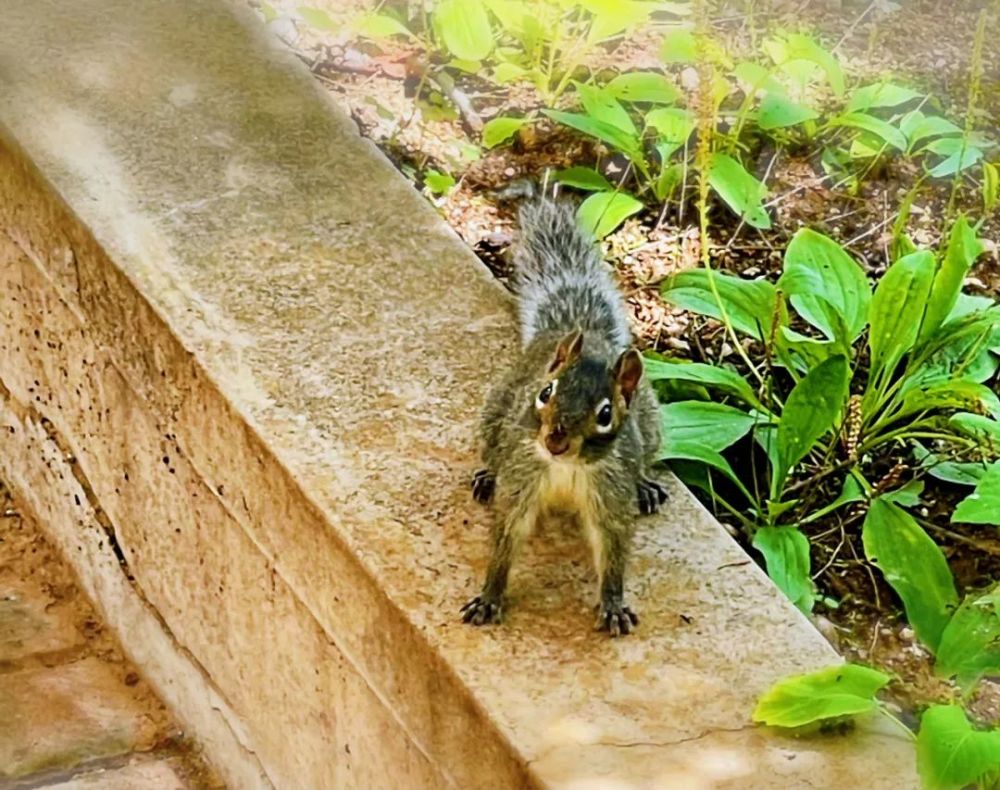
[
  {"x1": 914, "y1": 443, "x2": 991, "y2": 486},
  {"x1": 868, "y1": 250, "x2": 935, "y2": 379},
  {"x1": 829, "y1": 112, "x2": 908, "y2": 151},
  {"x1": 298, "y1": 6, "x2": 336, "y2": 30},
  {"x1": 846, "y1": 82, "x2": 921, "y2": 112},
  {"x1": 800, "y1": 475, "x2": 865, "y2": 524},
  {"x1": 935, "y1": 586, "x2": 1000, "y2": 691},
  {"x1": 576, "y1": 191, "x2": 643, "y2": 239},
  {"x1": 493, "y1": 62, "x2": 528, "y2": 83},
  {"x1": 553, "y1": 166, "x2": 613, "y2": 192},
  {"x1": 921, "y1": 216, "x2": 983, "y2": 339},
  {"x1": 881, "y1": 479, "x2": 925, "y2": 507},
  {"x1": 483, "y1": 0, "x2": 530, "y2": 33},
  {"x1": 662, "y1": 269, "x2": 778, "y2": 341},
  {"x1": 605, "y1": 72, "x2": 681, "y2": 105},
  {"x1": 774, "y1": 355, "x2": 849, "y2": 493},
  {"x1": 423, "y1": 169, "x2": 455, "y2": 195},
  {"x1": 779, "y1": 228, "x2": 871, "y2": 343},
  {"x1": 769, "y1": 33, "x2": 844, "y2": 96},
  {"x1": 949, "y1": 412, "x2": 1000, "y2": 445},
  {"x1": 775, "y1": 327, "x2": 839, "y2": 373},
  {"x1": 925, "y1": 138, "x2": 984, "y2": 177},
  {"x1": 660, "y1": 28, "x2": 696, "y2": 63},
  {"x1": 582, "y1": 0, "x2": 653, "y2": 42},
  {"x1": 708, "y1": 152, "x2": 771, "y2": 229},
  {"x1": 952, "y1": 461, "x2": 1000, "y2": 525},
  {"x1": 660, "y1": 401, "x2": 755, "y2": 452},
  {"x1": 542, "y1": 109, "x2": 643, "y2": 160},
  {"x1": 653, "y1": 160, "x2": 684, "y2": 201},
  {"x1": 753, "y1": 527, "x2": 814, "y2": 613},
  {"x1": 661, "y1": 447, "x2": 752, "y2": 502},
  {"x1": 732, "y1": 61, "x2": 783, "y2": 95},
  {"x1": 642, "y1": 358, "x2": 762, "y2": 409},
  {"x1": 900, "y1": 111, "x2": 963, "y2": 148},
  {"x1": 435, "y1": 0, "x2": 494, "y2": 60},
  {"x1": 984, "y1": 161, "x2": 999, "y2": 214},
  {"x1": 917, "y1": 705, "x2": 1000, "y2": 790},
  {"x1": 757, "y1": 92, "x2": 818, "y2": 130},
  {"x1": 355, "y1": 12, "x2": 412, "y2": 39},
  {"x1": 946, "y1": 293, "x2": 995, "y2": 323},
  {"x1": 645, "y1": 107, "x2": 695, "y2": 144},
  {"x1": 862, "y1": 498, "x2": 958, "y2": 652},
  {"x1": 573, "y1": 82, "x2": 637, "y2": 135},
  {"x1": 899, "y1": 380, "x2": 1000, "y2": 421},
  {"x1": 753, "y1": 664, "x2": 890, "y2": 727},
  {"x1": 481, "y1": 116, "x2": 528, "y2": 148}
]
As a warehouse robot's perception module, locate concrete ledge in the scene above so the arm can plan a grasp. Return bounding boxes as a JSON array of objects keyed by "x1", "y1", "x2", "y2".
[{"x1": 0, "y1": 0, "x2": 918, "y2": 787}]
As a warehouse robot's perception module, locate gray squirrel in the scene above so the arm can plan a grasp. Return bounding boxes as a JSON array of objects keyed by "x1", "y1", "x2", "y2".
[{"x1": 461, "y1": 196, "x2": 666, "y2": 637}]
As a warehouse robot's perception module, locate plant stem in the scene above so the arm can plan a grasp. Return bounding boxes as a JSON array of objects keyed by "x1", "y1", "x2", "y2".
[{"x1": 877, "y1": 705, "x2": 917, "y2": 742}]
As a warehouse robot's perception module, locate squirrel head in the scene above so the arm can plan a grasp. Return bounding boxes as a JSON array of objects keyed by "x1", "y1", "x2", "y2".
[{"x1": 531, "y1": 329, "x2": 643, "y2": 462}]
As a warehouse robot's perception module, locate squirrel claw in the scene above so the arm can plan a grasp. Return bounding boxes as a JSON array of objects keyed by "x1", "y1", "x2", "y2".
[
  {"x1": 471, "y1": 469, "x2": 496, "y2": 504},
  {"x1": 637, "y1": 478, "x2": 668, "y2": 515},
  {"x1": 596, "y1": 604, "x2": 639, "y2": 637},
  {"x1": 461, "y1": 596, "x2": 502, "y2": 626}
]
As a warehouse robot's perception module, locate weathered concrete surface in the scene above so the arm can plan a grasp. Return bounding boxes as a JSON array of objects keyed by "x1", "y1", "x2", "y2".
[
  {"x1": 0, "y1": 0, "x2": 918, "y2": 788},
  {"x1": 0, "y1": 486, "x2": 220, "y2": 787}
]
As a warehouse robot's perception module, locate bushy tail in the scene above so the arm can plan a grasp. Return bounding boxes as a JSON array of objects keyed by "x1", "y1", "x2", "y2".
[{"x1": 514, "y1": 199, "x2": 632, "y2": 349}]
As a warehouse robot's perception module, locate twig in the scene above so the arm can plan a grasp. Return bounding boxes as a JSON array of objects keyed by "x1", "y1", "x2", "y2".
[
  {"x1": 843, "y1": 212, "x2": 899, "y2": 249},
  {"x1": 424, "y1": 64, "x2": 484, "y2": 133},
  {"x1": 833, "y1": 0, "x2": 877, "y2": 53}
]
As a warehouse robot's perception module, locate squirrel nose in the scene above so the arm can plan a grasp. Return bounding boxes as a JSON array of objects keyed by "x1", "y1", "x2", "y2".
[{"x1": 546, "y1": 424, "x2": 569, "y2": 456}]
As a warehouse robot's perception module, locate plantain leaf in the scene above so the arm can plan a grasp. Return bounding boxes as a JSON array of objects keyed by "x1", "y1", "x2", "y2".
[
  {"x1": 935, "y1": 586, "x2": 1000, "y2": 692},
  {"x1": 773, "y1": 355, "x2": 849, "y2": 493},
  {"x1": 846, "y1": 82, "x2": 921, "y2": 112},
  {"x1": 863, "y1": 498, "x2": 959, "y2": 652},
  {"x1": 917, "y1": 705, "x2": 1000, "y2": 790},
  {"x1": 662, "y1": 269, "x2": 778, "y2": 341},
  {"x1": 660, "y1": 401, "x2": 755, "y2": 452},
  {"x1": 708, "y1": 152, "x2": 771, "y2": 229},
  {"x1": 829, "y1": 112, "x2": 908, "y2": 151},
  {"x1": 952, "y1": 461, "x2": 1000, "y2": 526},
  {"x1": 779, "y1": 229, "x2": 871, "y2": 344},
  {"x1": 753, "y1": 527, "x2": 814, "y2": 613},
  {"x1": 758, "y1": 92, "x2": 818, "y2": 130},
  {"x1": 920, "y1": 216, "x2": 983, "y2": 339},
  {"x1": 576, "y1": 191, "x2": 643, "y2": 239},
  {"x1": 542, "y1": 109, "x2": 643, "y2": 160},
  {"x1": 481, "y1": 116, "x2": 529, "y2": 148},
  {"x1": 660, "y1": 28, "x2": 696, "y2": 63},
  {"x1": 573, "y1": 81, "x2": 637, "y2": 135},
  {"x1": 435, "y1": 0, "x2": 494, "y2": 60},
  {"x1": 553, "y1": 166, "x2": 613, "y2": 192},
  {"x1": 605, "y1": 72, "x2": 681, "y2": 105},
  {"x1": 753, "y1": 664, "x2": 890, "y2": 728},
  {"x1": 868, "y1": 250, "x2": 934, "y2": 379},
  {"x1": 642, "y1": 358, "x2": 762, "y2": 409}
]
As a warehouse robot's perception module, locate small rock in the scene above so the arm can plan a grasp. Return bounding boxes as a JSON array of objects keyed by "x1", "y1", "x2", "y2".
[{"x1": 503, "y1": 167, "x2": 516, "y2": 177}]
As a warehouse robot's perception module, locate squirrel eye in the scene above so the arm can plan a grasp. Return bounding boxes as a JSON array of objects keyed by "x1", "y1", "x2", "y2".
[
  {"x1": 536, "y1": 380, "x2": 557, "y2": 409},
  {"x1": 596, "y1": 400, "x2": 613, "y2": 431}
]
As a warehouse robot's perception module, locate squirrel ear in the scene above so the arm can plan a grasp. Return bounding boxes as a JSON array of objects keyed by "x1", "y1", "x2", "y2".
[
  {"x1": 613, "y1": 349, "x2": 643, "y2": 405},
  {"x1": 549, "y1": 329, "x2": 584, "y2": 372}
]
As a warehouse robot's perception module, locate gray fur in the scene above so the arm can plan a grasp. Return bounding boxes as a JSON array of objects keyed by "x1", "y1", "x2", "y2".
[{"x1": 463, "y1": 198, "x2": 664, "y2": 637}]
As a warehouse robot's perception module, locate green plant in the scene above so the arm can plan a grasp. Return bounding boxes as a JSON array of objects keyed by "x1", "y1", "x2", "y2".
[
  {"x1": 754, "y1": 663, "x2": 1000, "y2": 790},
  {"x1": 654, "y1": 218, "x2": 999, "y2": 615}
]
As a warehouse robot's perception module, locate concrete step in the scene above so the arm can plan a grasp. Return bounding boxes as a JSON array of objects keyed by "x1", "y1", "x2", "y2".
[{"x1": 0, "y1": 1, "x2": 918, "y2": 787}]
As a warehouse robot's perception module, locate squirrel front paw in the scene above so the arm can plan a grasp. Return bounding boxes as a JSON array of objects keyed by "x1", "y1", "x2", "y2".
[
  {"x1": 596, "y1": 602, "x2": 639, "y2": 637},
  {"x1": 637, "y1": 478, "x2": 668, "y2": 515},
  {"x1": 461, "y1": 595, "x2": 502, "y2": 625},
  {"x1": 471, "y1": 469, "x2": 495, "y2": 504}
]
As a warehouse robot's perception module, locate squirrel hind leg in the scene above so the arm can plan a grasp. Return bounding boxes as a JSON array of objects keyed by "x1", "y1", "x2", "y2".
[{"x1": 637, "y1": 478, "x2": 669, "y2": 515}]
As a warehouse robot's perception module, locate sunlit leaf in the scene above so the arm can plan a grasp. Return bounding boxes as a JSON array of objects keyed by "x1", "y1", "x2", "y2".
[
  {"x1": 435, "y1": 0, "x2": 494, "y2": 60},
  {"x1": 481, "y1": 116, "x2": 529, "y2": 148},
  {"x1": 708, "y1": 152, "x2": 771, "y2": 229},
  {"x1": 662, "y1": 269, "x2": 778, "y2": 341},
  {"x1": 753, "y1": 664, "x2": 890, "y2": 727},
  {"x1": 935, "y1": 586, "x2": 1000, "y2": 691},
  {"x1": 757, "y1": 92, "x2": 818, "y2": 130},
  {"x1": 573, "y1": 81, "x2": 637, "y2": 135},
  {"x1": 553, "y1": 166, "x2": 613, "y2": 192},
  {"x1": 576, "y1": 191, "x2": 643, "y2": 238},
  {"x1": 660, "y1": 401, "x2": 755, "y2": 452},
  {"x1": 643, "y1": 358, "x2": 762, "y2": 409},
  {"x1": 917, "y1": 705, "x2": 1000, "y2": 790},
  {"x1": 952, "y1": 461, "x2": 1000, "y2": 526},
  {"x1": 660, "y1": 27, "x2": 696, "y2": 63},
  {"x1": 846, "y1": 82, "x2": 921, "y2": 112},
  {"x1": 354, "y1": 12, "x2": 412, "y2": 39},
  {"x1": 920, "y1": 216, "x2": 984, "y2": 339},
  {"x1": 605, "y1": 72, "x2": 682, "y2": 105},
  {"x1": 868, "y1": 250, "x2": 934, "y2": 379},
  {"x1": 829, "y1": 112, "x2": 908, "y2": 151}
]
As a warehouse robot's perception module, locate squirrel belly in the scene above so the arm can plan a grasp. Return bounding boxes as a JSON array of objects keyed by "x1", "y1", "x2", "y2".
[{"x1": 461, "y1": 197, "x2": 666, "y2": 638}]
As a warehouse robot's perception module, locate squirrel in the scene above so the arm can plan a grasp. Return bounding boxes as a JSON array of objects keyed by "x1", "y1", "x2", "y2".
[{"x1": 461, "y1": 195, "x2": 666, "y2": 637}]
